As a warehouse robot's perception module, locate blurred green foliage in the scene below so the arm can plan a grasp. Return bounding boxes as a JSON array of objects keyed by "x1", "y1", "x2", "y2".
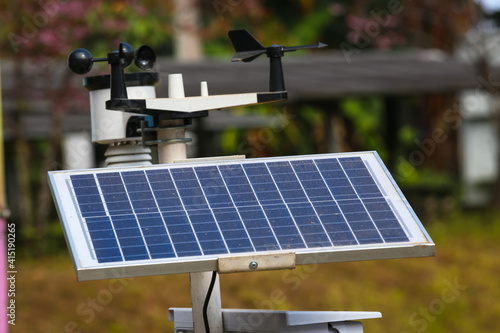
[
  {"x1": 340, "y1": 96, "x2": 387, "y2": 159},
  {"x1": 220, "y1": 103, "x2": 326, "y2": 157},
  {"x1": 85, "y1": 2, "x2": 173, "y2": 56}
]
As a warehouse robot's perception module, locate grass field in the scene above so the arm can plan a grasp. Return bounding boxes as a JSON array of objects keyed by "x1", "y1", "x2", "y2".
[{"x1": 12, "y1": 211, "x2": 500, "y2": 333}]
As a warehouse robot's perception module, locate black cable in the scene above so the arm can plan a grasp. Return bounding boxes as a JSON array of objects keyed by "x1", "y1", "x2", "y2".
[{"x1": 203, "y1": 271, "x2": 218, "y2": 333}]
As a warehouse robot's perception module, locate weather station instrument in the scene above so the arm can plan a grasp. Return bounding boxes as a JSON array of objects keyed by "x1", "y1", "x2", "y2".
[{"x1": 49, "y1": 30, "x2": 434, "y2": 333}]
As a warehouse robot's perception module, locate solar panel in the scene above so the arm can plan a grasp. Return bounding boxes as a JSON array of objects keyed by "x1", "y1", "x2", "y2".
[{"x1": 49, "y1": 151, "x2": 434, "y2": 281}]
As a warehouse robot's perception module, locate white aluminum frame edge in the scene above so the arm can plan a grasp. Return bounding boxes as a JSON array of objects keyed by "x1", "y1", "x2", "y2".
[
  {"x1": 48, "y1": 172, "x2": 83, "y2": 275},
  {"x1": 72, "y1": 242, "x2": 433, "y2": 281},
  {"x1": 373, "y1": 152, "x2": 434, "y2": 243}
]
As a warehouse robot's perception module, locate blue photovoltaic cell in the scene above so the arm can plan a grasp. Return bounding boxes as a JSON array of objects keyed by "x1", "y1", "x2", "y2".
[{"x1": 69, "y1": 156, "x2": 410, "y2": 264}]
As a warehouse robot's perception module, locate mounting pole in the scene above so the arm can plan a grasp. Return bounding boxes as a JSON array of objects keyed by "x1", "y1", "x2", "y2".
[
  {"x1": 267, "y1": 46, "x2": 286, "y2": 92},
  {"x1": 108, "y1": 52, "x2": 129, "y2": 101},
  {"x1": 157, "y1": 74, "x2": 188, "y2": 164},
  {"x1": 156, "y1": 74, "x2": 223, "y2": 333},
  {"x1": 190, "y1": 272, "x2": 222, "y2": 333}
]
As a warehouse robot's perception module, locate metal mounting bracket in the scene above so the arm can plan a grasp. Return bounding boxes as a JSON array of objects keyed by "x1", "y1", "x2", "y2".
[{"x1": 218, "y1": 251, "x2": 296, "y2": 274}]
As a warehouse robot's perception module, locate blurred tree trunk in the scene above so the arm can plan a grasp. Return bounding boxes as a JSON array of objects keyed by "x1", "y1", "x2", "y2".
[
  {"x1": 34, "y1": 69, "x2": 71, "y2": 251},
  {"x1": 10, "y1": 59, "x2": 70, "y2": 253},
  {"x1": 12, "y1": 60, "x2": 33, "y2": 232},
  {"x1": 173, "y1": 0, "x2": 202, "y2": 62}
]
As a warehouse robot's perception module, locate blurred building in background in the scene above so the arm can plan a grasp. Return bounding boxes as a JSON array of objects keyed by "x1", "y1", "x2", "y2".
[{"x1": 456, "y1": 25, "x2": 500, "y2": 206}]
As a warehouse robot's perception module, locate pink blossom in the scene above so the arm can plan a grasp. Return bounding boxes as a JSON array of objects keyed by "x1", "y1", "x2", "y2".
[
  {"x1": 346, "y1": 15, "x2": 369, "y2": 30},
  {"x1": 329, "y1": 3, "x2": 344, "y2": 16}
]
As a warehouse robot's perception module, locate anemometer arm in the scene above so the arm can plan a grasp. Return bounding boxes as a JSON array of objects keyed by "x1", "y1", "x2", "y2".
[
  {"x1": 69, "y1": 41, "x2": 287, "y2": 116},
  {"x1": 105, "y1": 92, "x2": 288, "y2": 114},
  {"x1": 68, "y1": 30, "x2": 324, "y2": 116}
]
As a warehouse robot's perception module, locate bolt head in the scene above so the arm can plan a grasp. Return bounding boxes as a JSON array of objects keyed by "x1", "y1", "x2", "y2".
[{"x1": 249, "y1": 261, "x2": 258, "y2": 270}]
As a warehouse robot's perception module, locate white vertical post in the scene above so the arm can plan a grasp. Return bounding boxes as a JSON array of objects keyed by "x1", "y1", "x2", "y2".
[
  {"x1": 157, "y1": 74, "x2": 187, "y2": 164},
  {"x1": 201, "y1": 81, "x2": 209, "y2": 97},
  {"x1": 190, "y1": 272, "x2": 223, "y2": 333},
  {"x1": 156, "y1": 74, "x2": 223, "y2": 333}
]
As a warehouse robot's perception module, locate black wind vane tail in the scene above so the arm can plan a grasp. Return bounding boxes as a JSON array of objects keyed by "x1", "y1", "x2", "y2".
[
  {"x1": 228, "y1": 29, "x2": 327, "y2": 91},
  {"x1": 228, "y1": 30, "x2": 267, "y2": 62}
]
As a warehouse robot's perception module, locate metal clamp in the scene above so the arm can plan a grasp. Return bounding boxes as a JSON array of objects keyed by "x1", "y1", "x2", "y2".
[
  {"x1": 218, "y1": 252, "x2": 296, "y2": 274},
  {"x1": 139, "y1": 120, "x2": 193, "y2": 147}
]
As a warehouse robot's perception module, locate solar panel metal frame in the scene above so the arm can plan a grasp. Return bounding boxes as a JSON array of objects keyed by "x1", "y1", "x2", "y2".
[{"x1": 49, "y1": 151, "x2": 434, "y2": 281}]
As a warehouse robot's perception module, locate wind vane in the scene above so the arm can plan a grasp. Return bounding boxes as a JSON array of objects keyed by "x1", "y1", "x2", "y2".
[{"x1": 229, "y1": 29, "x2": 327, "y2": 91}]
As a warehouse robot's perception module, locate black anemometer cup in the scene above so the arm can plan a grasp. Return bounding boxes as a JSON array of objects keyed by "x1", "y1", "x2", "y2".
[
  {"x1": 67, "y1": 42, "x2": 156, "y2": 102},
  {"x1": 67, "y1": 48, "x2": 94, "y2": 75}
]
